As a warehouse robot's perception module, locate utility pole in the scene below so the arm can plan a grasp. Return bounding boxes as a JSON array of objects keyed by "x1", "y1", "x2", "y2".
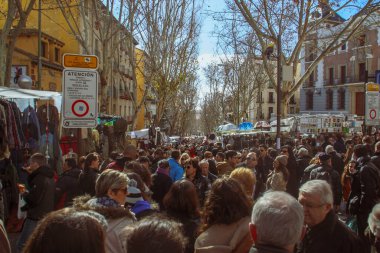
[{"x1": 276, "y1": 33, "x2": 282, "y2": 149}]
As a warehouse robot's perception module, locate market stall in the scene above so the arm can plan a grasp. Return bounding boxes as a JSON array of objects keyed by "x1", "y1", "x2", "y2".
[{"x1": 0, "y1": 86, "x2": 61, "y2": 222}]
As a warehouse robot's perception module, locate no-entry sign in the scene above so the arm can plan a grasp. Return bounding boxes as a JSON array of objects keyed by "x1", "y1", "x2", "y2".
[
  {"x1": 365, "y1": 83, "x2": 380, "y2": 126},
  {"x1": 62, "y1": 69, "x2": 98, "y2": 128}
]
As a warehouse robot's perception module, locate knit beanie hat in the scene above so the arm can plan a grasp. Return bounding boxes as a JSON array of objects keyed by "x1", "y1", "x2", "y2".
[{"x1": 126, "y1": 179, "x2": 143, "y2": 206}]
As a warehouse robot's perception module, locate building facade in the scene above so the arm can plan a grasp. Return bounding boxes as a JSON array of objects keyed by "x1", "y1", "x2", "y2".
[{"x1": 300, "y1": 11, "x2": 380, "y2": 116}]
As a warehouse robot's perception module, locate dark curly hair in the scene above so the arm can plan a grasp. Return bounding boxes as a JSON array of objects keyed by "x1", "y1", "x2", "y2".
[
  {"x1": 163, "y1": 179, "x2": 200, "y2": 219},
  {"x1": 200, "y1": 177, "x2": 251, "y2": 233}
]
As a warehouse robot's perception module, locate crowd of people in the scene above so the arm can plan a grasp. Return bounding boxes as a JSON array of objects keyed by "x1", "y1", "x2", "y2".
[{"x1": 2, "y1": 132, "x2": 380, "y2": 253}]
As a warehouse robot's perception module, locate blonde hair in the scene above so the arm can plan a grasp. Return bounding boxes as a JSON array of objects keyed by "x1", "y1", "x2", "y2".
[
  {"x1": 230, "y1": 168, "x2": 256, "y2": 197},
  {"x1": 95, "y1": 169, "x2": 129, "y2": 197}
]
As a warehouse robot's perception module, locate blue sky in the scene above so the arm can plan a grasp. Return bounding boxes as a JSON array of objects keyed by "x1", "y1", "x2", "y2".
[{"x1": 197, "y1": 0, "x2": 225, "y2": 95}]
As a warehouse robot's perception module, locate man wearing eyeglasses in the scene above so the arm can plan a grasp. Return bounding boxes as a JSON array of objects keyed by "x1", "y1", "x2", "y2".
[
  {"x1": 297, "y1": 180, "x2": 362, "y2": 253},
  {"x1": 255, "y1": 145, "x2": 273, "y2": 199}
]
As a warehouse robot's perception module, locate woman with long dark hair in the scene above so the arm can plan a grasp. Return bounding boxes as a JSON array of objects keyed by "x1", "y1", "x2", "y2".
[
  {"x1": 184, "y1": 158, "x2": 210, "y2": 206},
  {"x1": 266, "y1": 155, "x2": 289, "y2": 191},
  {"x1": 280, "y1": 145, "x2": 299, "y2": 197},
  {"x1": 195, "y1": 177, "x2": 252, "y2": 253},
  {"x1": 78, "y1": 152, "x2": 100, "y2": 196},
  {"x1": 164, "y1": 180, "x2": 200, "y2": 253}
]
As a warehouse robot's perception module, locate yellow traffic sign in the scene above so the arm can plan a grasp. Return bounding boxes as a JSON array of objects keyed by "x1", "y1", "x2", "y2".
[
  {"x1": 367, "y1": 82, "x2": 379, "y2": 92},
  {"x1": 63, "y1": 54, "x2": 98, "y2": 69}
]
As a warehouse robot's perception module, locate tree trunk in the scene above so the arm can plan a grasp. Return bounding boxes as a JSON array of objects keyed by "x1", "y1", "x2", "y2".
[{"x1": 0, "y1": 0, "x2": 17, "y2": 86}]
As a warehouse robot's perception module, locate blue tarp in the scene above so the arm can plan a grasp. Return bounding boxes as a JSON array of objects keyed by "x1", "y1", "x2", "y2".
[{"x1": 238, "y1": 122, "x2": 253, "y2": 130}]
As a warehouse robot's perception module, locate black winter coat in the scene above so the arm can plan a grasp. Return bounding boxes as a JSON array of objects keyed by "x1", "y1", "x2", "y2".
[
  {"x1": 310, "y1": 164, "x2": 342, "y2": 205},
  {"x1": 371, "y1": 152, "x2": 380, "y2": 171},
  {"x1": 22, "y1": 165, "x2": 55, "y2": 220},
  {"x1": 300, "y1": 163, "x2": 319, "y2": 186},
  {"x1": 357, "y1": 156, "x2": 380, "y2": 216},
  {"x1": 297, "y1": 210, "x2": 362, "y2": 253},
  {"x1": 330, "y1": 152, "x2": 344, "y2": 176},
  {"x1": 151, "y1": 171, "x2": 172, "y2": 210},
  {"x1": 296, "y1": 156, "x2": 311, "y2": 184},
  {"x1": 55, "y1": 167, "x2": 81, "y2": 207},
  {"x1": 78, "y1": 168, "x2": 99, "y2": 197},
  {"x1": 347, "y1": 171, "x2": 360, "y2": 215}
]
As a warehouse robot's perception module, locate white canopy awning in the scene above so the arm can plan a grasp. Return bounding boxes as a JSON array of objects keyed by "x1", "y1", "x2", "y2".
[{"x1": 0, "y1": 86, "x2": 61, "y2": 99}]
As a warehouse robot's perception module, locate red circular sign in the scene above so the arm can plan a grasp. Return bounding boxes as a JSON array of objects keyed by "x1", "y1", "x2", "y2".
[
  {"x1": 71, "y1": 100, "x2": 89, "y2": 117},
  {"x1": 369, "y1": 109, "x2": 377, "y2": 119}
]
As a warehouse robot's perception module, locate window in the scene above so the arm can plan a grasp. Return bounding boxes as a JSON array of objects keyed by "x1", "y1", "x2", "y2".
[
  {"x1": 41, "y1": 41, "x2": 48, "y2": 58},
  {"x1": 54, "y1": 48, "x2": 60, "y2": 62},
  {"x1": 119, "y1": 105, "x2": 122, "y2": 115},
  {"x1": 308, "y1": 71, "x2": 315, "y2": 87},
  {"x1": 338, "y1": 88, "x2": 345, "y2": 110},
  {"x1": 359, "y1": 62, "x2": 366, "y2": 82},
  {"x1": 328, "y1": 67, "x2": 334, "y2": 86},
  {"x1": 268, "y1": 92, "x2": 274, "y2": 103},
  {"x1": 268, "y1": 107, "x2": 273, "y2": 119},
  {"x1": 358, "y1": 34, "x2": 366, "y2": 47},
  {"x1": 290, "y1": 107, "x2": 295, "y2": 114},
  {"x1": 341, "y1": 42, "x2": 347, "y2": 51},
  {"x1": 306, "y1": 91, "x2": 313, "y2": 110},
  {"x1": 124, "y1": 106, "x2": 127, "y2": 117},
  {"x1": 340, "y1": 65, "x2": 346, "y2": 84},
  {"x1": 326, "y1": 89, "x2": 333, "y2": 110}
]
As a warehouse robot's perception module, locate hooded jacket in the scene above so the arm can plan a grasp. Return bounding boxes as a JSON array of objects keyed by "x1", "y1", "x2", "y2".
[
  {"x1": 55, "y1": 167, "x2": 81, "y2": 207},
  {"x1": 195, "y1": 216, "x2": 252, "y2": 253},
  {"x1": 22, "y1": 165, "x2": 55, "y2": 220},
  {"x1": 73, "y1": 195, "x2": 136, "y2": 253},
  {"x1": 78, "y1": 168, "x2": 99, "y2": 197}
]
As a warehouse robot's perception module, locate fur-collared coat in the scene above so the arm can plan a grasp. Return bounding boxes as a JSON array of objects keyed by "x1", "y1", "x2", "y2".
[{"x1": 73, "y1": 196, "x2": 136, "y2": 253}]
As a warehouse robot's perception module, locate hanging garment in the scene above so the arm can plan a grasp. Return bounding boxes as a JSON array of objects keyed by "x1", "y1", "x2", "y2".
[
  {"x1": 22, "y1": 106, "x2": 41, "y2": 142},
  {"x1": 37, "y1": 104, "x2": 59, "y2": 135},
  {"x1": 10, "y1": 102, "x2": 25, "y2": 147}
]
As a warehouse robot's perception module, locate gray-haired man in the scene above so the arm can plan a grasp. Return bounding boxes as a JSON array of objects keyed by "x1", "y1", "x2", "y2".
[
  {"x1": 249, "y1": 191, "x2": 304, "y2": 253},
  {"x1": 297, "y1": 180, "x2": 362, "y2": 253}
]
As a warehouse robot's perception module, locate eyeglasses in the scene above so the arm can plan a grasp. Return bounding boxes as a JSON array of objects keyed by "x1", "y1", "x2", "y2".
[
  {"x1": 117, "y1": 188, "x2": 127, "y2": 194},
  {"x1": 281, "y1": 150, "x2": 288, "y2": 153},
  {"x1": 259, "y1": 149, "x2": 265, "y2": 152},
  {"x1": 299, "y1": 201, "x2": 325, "y2": 209}
]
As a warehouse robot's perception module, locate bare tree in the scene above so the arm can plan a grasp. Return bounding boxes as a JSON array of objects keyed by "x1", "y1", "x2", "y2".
[
  {"x1": 165, "y1": 71, "x2": 198, "y2": 135},
  {"x1": 230, "y1": 0, "x2": 380, "y2": 116},
  {"x1": 0, "y1": 0, "x2": 36, "y2": 86},
  {"x1": 135, "y1": 0, "x2": 202, "y2": 126}
]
